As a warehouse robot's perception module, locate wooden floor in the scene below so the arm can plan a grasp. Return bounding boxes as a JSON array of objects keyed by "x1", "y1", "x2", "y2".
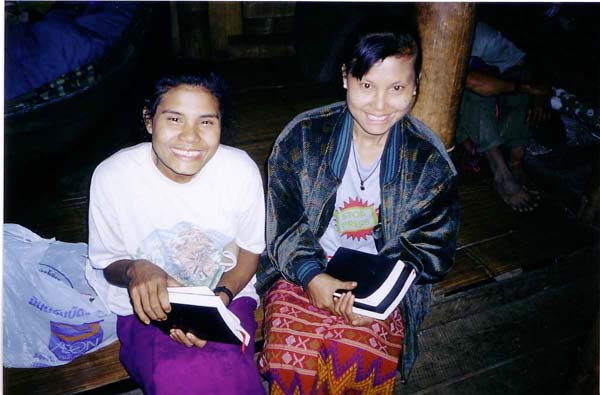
[
  {"x1": 404, "y1": 248, "x2": 596, "y2": 395},
  {"x1": 4, "y1": 57, "x2": 598, "y2": 395},
  {"x1": 399, "y1": 185, "x2": 597, "y2": 394}
]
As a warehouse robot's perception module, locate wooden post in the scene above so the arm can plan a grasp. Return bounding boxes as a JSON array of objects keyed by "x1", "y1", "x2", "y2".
[
  {"x1": 412, "y1": 3, "x2": 476, "y2": 150},
  {"x1": 208, "y1": 2, "x2": 243, "y2": 55},
  {"x1": 172, "y1": 3, "x2": 211, "y2": 59}
]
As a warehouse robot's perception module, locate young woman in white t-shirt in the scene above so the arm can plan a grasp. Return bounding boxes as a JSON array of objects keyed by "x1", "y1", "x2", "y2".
[{"x1": 87, "y1": 61, "x2": 266, "y2": 395}]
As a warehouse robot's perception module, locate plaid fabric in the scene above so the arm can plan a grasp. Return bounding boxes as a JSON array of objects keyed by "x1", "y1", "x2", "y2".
[
  {"x1": 5, "y1": 65, "x2": 100, "y2": 116},
  {"x1": 259, "y1": 279, "x2": 403, "y2": 395},
  {"x1": 5, "y1": 4, "x2": 155, "y2": 117}
]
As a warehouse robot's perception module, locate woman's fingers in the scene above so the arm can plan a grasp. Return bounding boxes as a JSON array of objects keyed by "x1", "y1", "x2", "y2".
[
  {"x1": 352, "y1": 315, "x2": 374, "y2": 327},
  {"x1": 144, "y1": 281, "x2": 168, "y2": 321},
  {"x1": 307, "y1": 274, "x2": 340, "y2": 311},
  {"x1": 169, "y1": 329, "x2": 207, "y2": 348},
  {"x1": 127, "y1": 261, "x2": 172, "y2": 323},
  {"x1": 332, "y1": 292, "x2": 347, "y2": 317},
  {"x1": 332, "y1": 291, "x2": 354, "y2": 324},
  {"x1": 336, "y1": 279, "x2": 358, "y2": 291},
  {"x1": 129, "y1": 287, "x2": 150, "y2": 325},
  {"x1": 158, "y1": 280, "x2": 173, "y2": 314},
  {"x1": 332, "y1": 290, "x2": 375, "y2": 327},
  {"x1": 340, "y1": 292, "x2": 355, "y2": 324},
  {"x1": 170, "y1": 329, "x2": 193, "y2": 347},
  {"x1": 130, "y1": 282, "x2": 168, "y2": 324},
  {"x1": 186, "y1": 332, "x2": 208, "y2": 348},
  {"x1": 307, "y1": 274, "x2": 360, "y2": 315}
]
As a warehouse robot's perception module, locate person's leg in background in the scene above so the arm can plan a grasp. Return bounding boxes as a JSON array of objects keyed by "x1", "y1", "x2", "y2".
[
  {"x1": 457, "y1": 90, "x2": 538, "y2": 211},
  {"x1": 498, "y1": 92, "x2": 539, "y2": 191}
]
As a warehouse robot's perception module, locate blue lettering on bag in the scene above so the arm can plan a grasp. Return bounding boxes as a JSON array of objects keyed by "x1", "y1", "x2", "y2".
[
  {"x1": 28, "y1": 296, "x2": 91, "y2": 318},
  {"x1": 48, "y1": 321, "x2": 104, "y2": 361}
]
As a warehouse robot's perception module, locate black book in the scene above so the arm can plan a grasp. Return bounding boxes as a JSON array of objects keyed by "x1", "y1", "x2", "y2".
[
  {"x1": 325, "y1": 247, "x2": 418, "y2": 320},
  {"x1": 153, "y1": 287, "x2": 250, "y2": 346}
]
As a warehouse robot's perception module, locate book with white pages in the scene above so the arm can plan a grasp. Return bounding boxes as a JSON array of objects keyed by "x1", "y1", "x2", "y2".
[
  {"x1": 325, "y1": 247, "x2": 418, "y2": 320},
  {"x1": 153, "y1": 286, "x2": 250, "y2": 347}
]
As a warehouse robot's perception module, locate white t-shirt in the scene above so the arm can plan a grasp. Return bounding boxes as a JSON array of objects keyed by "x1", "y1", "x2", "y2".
[
  {"x1": 319, "y1": 144, "x2": 381, "y2": 259},
  {"x1": 86, "y1": 143, "x2": 265, "y2": 316},
  {"x1": 471, "y1": 21, "x2": 526, "y2": 74}
]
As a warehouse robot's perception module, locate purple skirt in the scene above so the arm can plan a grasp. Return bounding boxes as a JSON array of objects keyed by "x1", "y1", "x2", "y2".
[{"x1": 117, "y1": 297, "x2": 265, "y2": 395}]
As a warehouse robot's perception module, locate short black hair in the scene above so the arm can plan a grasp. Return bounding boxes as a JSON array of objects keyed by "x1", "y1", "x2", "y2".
[
  {"x1": 142, "y1": 59, "x2": 235, "y2": 142},
  {"x1": 342, "y1": 16, "x2": 422, "y2": 81}
]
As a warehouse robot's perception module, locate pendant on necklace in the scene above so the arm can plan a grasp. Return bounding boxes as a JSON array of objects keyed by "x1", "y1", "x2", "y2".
[{"x1": 360, "y1": 182, "x2": 365, "y2": 191}]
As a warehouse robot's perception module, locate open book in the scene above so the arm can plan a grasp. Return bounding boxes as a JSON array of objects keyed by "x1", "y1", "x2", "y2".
[
  {"x1": 325, "y1": 247, "x2": 418, "y2": 320},
  {"x1": 153, "y1": 286, "x2": 250, "y2": 346}
]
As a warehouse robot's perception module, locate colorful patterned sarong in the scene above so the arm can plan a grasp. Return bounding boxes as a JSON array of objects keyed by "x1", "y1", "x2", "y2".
[
  {"x1": 117, "y1": 296, "x2": 265, "y2": 395},
  {"x1": 258, "y1": 279, "x2": 404, "y2": 395}
]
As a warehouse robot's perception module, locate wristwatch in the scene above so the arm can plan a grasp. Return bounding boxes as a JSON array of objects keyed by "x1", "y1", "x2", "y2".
[{"x1": 213, "y1": 285, "x2": 234, "y2": 306}]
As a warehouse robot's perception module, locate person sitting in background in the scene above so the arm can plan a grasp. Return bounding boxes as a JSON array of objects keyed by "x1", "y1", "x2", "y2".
[{"x1": 456, "y1": 21, "x2": 552, "y2": 212}]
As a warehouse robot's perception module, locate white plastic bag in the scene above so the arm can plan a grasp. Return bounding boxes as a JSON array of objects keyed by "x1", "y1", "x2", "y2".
[{"x1": 3, "y1": 224, "x2": 118, "y2": 368}]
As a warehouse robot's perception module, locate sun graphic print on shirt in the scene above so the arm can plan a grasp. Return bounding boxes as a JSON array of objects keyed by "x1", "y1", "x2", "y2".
[{"x1": 333, "y1": 197, "x2": 379, "y2": 240}]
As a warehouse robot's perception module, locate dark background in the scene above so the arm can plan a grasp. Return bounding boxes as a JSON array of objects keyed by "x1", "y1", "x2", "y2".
[{"x1": 4, "y1": 2, "x2": 599, "y2": 236}]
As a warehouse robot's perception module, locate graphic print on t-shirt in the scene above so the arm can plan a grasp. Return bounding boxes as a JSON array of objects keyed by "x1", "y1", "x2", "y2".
[
  {"x1": 334, "y1": 197, "x2": 379, "y2": 241},
  {"x1": 135, "y1": 222, "x2": 236, "y2": 288}
]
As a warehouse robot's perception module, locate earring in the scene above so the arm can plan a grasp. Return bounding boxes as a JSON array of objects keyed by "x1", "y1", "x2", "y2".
[{"x1": 412, "y1": 89, "x2": 417, "y2": 96}]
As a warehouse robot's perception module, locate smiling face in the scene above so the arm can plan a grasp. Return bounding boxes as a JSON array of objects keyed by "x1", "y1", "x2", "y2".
[
  {"x1": 145, "y1": 84, "x2": 221, "y2": 183},
  {"x1": 344, "y1": 55, "x2": 417, "y2": 139}
]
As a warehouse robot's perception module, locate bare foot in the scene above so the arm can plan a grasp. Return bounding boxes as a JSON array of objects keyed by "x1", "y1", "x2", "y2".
[
  {"x1": 494, "y1": 175, "x2": 538, "y2": 212},
  {"x1": 486, "y1": 146, "x2": 539, "y2": 212},
  {"x1": 509, "y1": 146, "x2": 541, "y2": 195},
  {"x1": 509, "y1": 163, "x2": 540, "y2": 196}
]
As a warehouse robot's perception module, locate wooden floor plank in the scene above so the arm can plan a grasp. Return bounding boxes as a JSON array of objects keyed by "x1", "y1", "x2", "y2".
[
  {"x1": 3, "y1": 342, "x2": 127, "y2": 395},
  {"x1": 402, "y1": 273, "x2": 596, "y2": 394},
  {"x1": 432, "y1": 250, "x2": 492, "y2": 297},
  {"x1": 466, "y1": 221, "x2": 590, "y2": 280},
  {"x1": 464, "y1": 234, "x2": 530, "y2": 278},
  {"x1": 424, "y1": 249, "x2": 595, "y2": 331},
  {"x1": 457, "y1": 181, "x2": 520, "y2": 247},
  {"x1": 450, "y1": 180, "x2": 593, "y2": 291},
  {"x1": 404, "y1": 336, "x2": 581, "y2": 395}
]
